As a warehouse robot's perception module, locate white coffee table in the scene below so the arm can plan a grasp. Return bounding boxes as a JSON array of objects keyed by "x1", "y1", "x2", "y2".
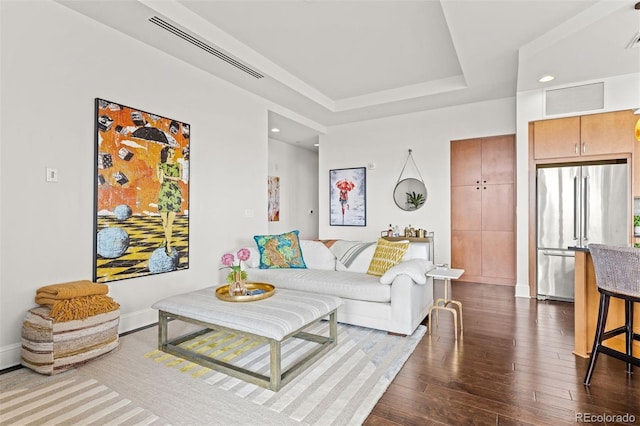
[{"x1": 427, "y1": 268, "x2": 464, "y2": 340}]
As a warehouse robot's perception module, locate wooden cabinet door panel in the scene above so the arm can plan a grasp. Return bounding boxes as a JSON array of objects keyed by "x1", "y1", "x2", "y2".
[
  {"x1": 482, "y1": 231, "x2": 516, "y2": 280},
  {"x1": 533, "y1": 117, "x2": 580, "y2": 160},
  {"x1": 481, "y1": 184, "x2": 514, "y2": 232},
  {"x1": 481, "y1": 135, "x2": 514, "y2": 184},
  {"x1": 452, "y1": 230, "x2": 482, "y2": 276},
  {"x1": 451, "y1": 186, "x2": 481, "y2": 230},
  {"x1": 580, "y1": 110, "x2": 635, "y2": 156},
  {"x1": 451, "y1": 139, "x2": 482, "y2": 186},
  {"x1": 451, "y1": 134, "x2": 516, "y2": 286}
]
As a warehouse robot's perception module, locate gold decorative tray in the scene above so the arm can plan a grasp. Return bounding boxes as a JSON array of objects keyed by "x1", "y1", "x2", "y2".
[{"x1": 215, "y1": 282, "x2": 275, "y2": 302}]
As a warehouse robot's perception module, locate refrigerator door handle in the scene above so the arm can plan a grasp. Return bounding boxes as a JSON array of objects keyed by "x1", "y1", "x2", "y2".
[
  {"x1": 583, "y1": 176, "x2": 589, "y2": 241},
  {"x1": 573, "y1": 176, "x2": 580, "y2": 240}
]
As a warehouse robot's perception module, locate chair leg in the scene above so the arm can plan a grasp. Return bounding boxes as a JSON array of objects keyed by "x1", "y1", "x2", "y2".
[
  {"x1": 584, "y1": 293, "x2": 610, "y2": 385},
  {"x1": 626, "y1": 299, "x2": 634, "y2": 375}
]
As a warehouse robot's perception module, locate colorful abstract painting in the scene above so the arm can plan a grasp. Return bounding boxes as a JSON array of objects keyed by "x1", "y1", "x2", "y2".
[
  {"x1": 330, "y1": 167, "x2": 366, "y2": 226},
  {"x1": 268, "y1": 176, "x2": 280, "y2": 222},
  {"x1": 94, "y1": 98, "x2": 190, "y2": 282}
]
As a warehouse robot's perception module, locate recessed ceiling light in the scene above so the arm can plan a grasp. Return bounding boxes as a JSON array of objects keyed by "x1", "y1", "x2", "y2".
[
  {"x1": 538, "y1": 75, "x2": 555, "y2": 83},
  {"x1": 270, "y1": 127, "x2": 280, "y2": 133},
  {"x1": 314, "y1": 143, "x2": 319, "y2": 147}
]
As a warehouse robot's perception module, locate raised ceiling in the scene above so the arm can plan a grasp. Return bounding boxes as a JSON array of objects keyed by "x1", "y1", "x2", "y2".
[{"x1": 57, "y1": 0, "x2": 640, "y2": 150}]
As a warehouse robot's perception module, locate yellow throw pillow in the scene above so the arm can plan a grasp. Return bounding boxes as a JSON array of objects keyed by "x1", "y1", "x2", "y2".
[{"x1": 367, "y1": 238, "x2": 410, "y2": 277}]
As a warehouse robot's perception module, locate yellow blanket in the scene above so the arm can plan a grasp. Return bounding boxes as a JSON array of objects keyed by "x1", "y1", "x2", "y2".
[
  {"x1": 35, "y1": 280, "x2": 108, "y2": 301},
  {"x1": 46, "y1": 295, "x2": 120, "y2": 322}
]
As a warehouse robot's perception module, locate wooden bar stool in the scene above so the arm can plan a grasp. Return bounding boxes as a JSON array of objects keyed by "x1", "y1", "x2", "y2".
[{"x1": 584, "y1": 244, "x2": 640, "y2": 385}]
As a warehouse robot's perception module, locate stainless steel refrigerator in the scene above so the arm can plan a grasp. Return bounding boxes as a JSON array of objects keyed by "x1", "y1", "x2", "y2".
[{"x1": 537, "y1": 162, "x2": 629, "y2": 301}]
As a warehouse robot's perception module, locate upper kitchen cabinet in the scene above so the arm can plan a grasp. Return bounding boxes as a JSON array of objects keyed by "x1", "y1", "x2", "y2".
[
  {"x1": 635, "y1": 134, "x2": 640, "y2": 198},
  {"x1": 581, "y1": 110, "x2": 636, "y2": 155},
  {"x1": 533, "y1": 116, "x2": 580, "y2": 159},
  {"x1": 533, "y1": 110, "x2": 635, "y2": 160}
]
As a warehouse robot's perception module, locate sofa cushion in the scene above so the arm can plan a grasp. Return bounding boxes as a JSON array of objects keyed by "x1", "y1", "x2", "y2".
[
  {"x1": 300, "y1": 240, "x2": 336, "y2": 270},
  {"x1": 247, "y1": 268, "x2": 391, "y2": 303},
  {"x1": 367, "y1": 238, "x2": 410, "y2": 276},
  {"x1": 403, "y1": 242, "x2": 432, "y2": 261},
  {"x1": 253, "y1": 230, "x2": 307, "y2": 269},
  {"x1": 334, "y1": 242, "x2": 377, "y2": 273}
]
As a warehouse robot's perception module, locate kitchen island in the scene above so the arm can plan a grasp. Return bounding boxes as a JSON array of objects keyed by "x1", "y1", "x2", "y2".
[{"x1": 572, "y1": 247, "x2": 640, "y2": 358}]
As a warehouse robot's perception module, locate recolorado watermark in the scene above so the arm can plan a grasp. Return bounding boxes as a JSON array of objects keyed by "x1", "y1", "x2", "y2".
[{"x1": 576, "y1": 412, "x2": 636, "y2": 423}]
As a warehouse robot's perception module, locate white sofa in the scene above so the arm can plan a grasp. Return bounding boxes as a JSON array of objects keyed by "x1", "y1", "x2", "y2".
[{"x1": 243, "y1": 239, "x2": 434, "y2": 336}]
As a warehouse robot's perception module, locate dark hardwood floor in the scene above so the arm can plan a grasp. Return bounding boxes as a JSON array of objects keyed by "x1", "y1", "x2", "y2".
[{"x1": 366, "y1": 281, "x2": 640, "y2": 425}]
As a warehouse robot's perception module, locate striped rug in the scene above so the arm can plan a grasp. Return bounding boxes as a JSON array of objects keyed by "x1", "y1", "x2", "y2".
[
  {"x1": 0, "y1": 376, "x2": 168, "y2": 425},
  {"x1": 145, "y1": 322, "x2": 425, "y2": 425}
]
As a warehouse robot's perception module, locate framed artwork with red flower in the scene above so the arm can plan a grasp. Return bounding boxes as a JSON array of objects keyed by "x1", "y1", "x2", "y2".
[
  {"x1": 330, "y1": 167, "x2": 366, "y2": 226},
  {"x1": 93, "y1": 98, "x2": 190, "y2": 282}
]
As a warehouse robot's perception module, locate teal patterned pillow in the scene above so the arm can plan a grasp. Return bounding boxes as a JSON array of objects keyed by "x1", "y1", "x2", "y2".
[{"x1": 253, "y1": 230, "x2": 307, "y2": 269}]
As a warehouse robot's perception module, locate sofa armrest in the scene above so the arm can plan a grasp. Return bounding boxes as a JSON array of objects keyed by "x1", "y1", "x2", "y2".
[
  {"x1": 389, "y1": 273, "x2": 434, "y2": 334},
  {"x1": 379, "y1": 259, "x2": 432, "y2": 285}
]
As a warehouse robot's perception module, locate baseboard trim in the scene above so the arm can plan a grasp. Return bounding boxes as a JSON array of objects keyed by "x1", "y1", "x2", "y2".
[
  {"x1": 0, "y1": 343, "x2": 22, "y2": 372},
  {"x1": 118, "y1": 308, "x2": 157, "y2": 334},
  {"x1": 515, "y1": 283, "x2": 531, "y2": 298},
  {"x1": 0, "y1": 308, "x2": 158, "y2": 371}
]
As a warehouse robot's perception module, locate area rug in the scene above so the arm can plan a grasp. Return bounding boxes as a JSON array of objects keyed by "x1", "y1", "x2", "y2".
[
  {"x1": 0, "y1": 322, "x2": 424, "y2": 426},
  {"x1": 146, "y1": 321, "x2": 426, "y2": 425},
  {"x1": 0, "y1": 375, "x2": 169, "y2": 425}
]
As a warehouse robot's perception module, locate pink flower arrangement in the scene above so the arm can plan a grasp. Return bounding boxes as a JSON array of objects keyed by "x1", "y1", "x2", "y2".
[{"x1": 221, "y1": 248, "x2": 251, "y2": 283}]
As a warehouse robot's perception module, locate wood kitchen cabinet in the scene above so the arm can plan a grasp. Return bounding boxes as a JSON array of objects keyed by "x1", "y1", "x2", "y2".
[
  {"x1": 533, "y1": 110, "x2": 635, "y2": 160},
  {"x1": 451, "y1": 134, "x2": 516, "y2": 285},
  {"x1": 634, "y1": 115, "x2": 640, "y2": 197}
]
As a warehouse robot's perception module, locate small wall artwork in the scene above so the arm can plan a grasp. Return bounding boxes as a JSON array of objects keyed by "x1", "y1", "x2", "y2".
[
  {"x1": 268, "y1": 176, "x2": 280, "y2": 222},
  {"x1": 330, "y1": 167, "x2": 366, "y2": 226},
  {"x1": 94, "y1": 98, "x2": 190, "y2": 283}
]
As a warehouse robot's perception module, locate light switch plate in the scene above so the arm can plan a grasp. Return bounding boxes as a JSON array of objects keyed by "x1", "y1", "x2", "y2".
[{"x1": 46, "y1": 167, "x2": 58, "y2": 182}]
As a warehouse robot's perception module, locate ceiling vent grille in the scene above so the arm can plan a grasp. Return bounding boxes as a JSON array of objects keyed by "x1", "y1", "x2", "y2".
[
  {"x1": 149, "y1": 16, "x2": 264, "y2": 79},
  {"x1": 545, "y1": 82, "x2": 604, "y2": 116}
]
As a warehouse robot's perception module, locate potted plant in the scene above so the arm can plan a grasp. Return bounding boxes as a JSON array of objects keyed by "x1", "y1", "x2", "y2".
[
  {"x1": 634, "y1": 215, "x2": 640, "y2": 235},
  {"x1": 406, "y1": 191, "x2": 425, "y2": 209}
]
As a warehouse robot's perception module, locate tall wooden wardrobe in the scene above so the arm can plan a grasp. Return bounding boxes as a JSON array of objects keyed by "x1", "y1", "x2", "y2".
[{"x1": 451, "y1": 134, "x2": 516, "y2": 285}]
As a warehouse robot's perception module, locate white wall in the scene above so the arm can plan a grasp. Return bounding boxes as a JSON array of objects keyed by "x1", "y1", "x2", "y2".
[
  {"x1": 319, "y1": 98, "x2": 516, "y2": 266},
  {"x1": 267, "y1": 139, "x2": 319, "y2": 239},
  {"x1": 0, "y1": 1, "x2": 284, "y2": 368}
]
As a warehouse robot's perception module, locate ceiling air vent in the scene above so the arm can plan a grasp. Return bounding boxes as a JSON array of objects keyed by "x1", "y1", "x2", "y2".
[
  {"x1": 545, "y1": 82, "x2": 604, "y2": 116},
  {"x1": 149, "y1": 16, "x2": 264, "y2": 79}
]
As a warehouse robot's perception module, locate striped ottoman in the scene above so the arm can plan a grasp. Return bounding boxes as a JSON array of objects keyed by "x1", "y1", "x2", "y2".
[
  {"x1": 21, "y1": 307, "x2": 120, "y2": 375},
  {"x1": 153, "y1": 287, "x2": 343, "y2": 390}
]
